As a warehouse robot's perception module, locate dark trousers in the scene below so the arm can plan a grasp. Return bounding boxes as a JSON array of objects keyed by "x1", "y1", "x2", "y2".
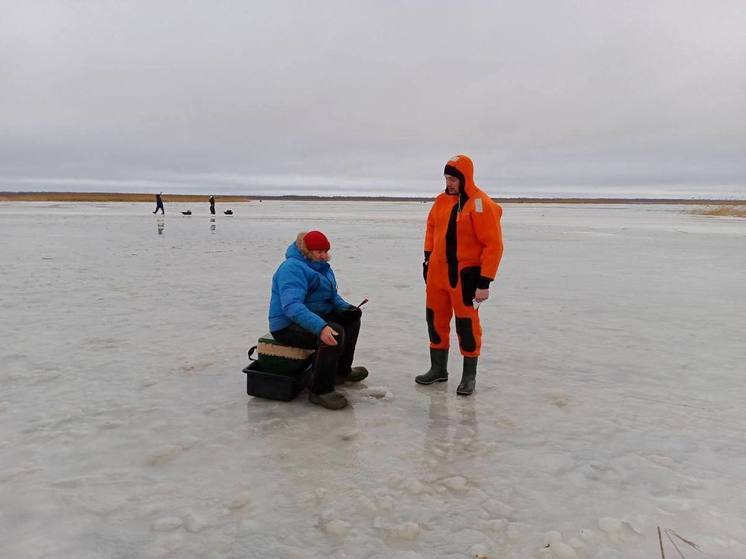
[{"x1": 272, "y1": 310, "x2": 361, "y2": 395}]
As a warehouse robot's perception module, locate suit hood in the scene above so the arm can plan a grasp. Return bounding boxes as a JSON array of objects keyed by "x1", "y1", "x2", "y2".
[{"x1": 444, "y1": 154, "x2": 478, "y2": 198}]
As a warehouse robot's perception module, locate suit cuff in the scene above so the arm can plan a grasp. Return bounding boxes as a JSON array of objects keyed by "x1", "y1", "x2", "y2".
[{"x1": 477, "y1": 276, "x2": 493, "y2": 289}]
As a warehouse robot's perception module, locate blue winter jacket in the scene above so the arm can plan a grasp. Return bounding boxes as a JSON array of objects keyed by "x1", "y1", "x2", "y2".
[{"x1": 268, "y1": 242, "x2": 352, "y2": 334}]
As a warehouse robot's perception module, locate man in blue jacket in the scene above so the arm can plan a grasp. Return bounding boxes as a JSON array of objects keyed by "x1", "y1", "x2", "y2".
[{"x1": 269, "y1": 231, "x2": 368, "y2": 409}]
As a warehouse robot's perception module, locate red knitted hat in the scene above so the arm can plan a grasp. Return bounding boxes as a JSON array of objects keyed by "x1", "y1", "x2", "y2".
[{"x1": 304, "y1": 230, "x2": 330, "y2": 251}]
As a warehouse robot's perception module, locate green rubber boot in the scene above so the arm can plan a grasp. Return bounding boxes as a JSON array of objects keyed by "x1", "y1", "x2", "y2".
[
  {"x1": 415, "y1": 348, "x2": 449, "y2": 385},
  {"x1": 457, "y1": 356, "x2": 478, "y2": 396}
]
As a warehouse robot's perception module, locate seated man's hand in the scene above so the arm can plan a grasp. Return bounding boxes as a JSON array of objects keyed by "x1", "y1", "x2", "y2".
[{"x1": 320, "y1": 325, "x2": 339, "y2": 346}]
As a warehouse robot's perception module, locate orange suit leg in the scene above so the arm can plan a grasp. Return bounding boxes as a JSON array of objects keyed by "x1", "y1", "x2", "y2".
[
  {"x1": 425, "y1": 260, "x2": 453, "y2": 350},
  {"x1": 448, "y1": 279, "x2": 482, "y2": 358},
  {"x1": 426, "y1": 260, "x2": 482, "y2": 356}
]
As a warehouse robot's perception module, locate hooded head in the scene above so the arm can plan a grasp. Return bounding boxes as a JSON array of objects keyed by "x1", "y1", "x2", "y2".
[{"x1": 443, "y1": 154, "x2": 476, "y2": 196}]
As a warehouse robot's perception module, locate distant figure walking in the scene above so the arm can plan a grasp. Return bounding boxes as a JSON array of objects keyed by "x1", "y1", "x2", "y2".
[
  {"x1": 209, "y1": 195, "x2": 215, "y2": 215},
  {"x1": 153, "y1": 192, "x2": 165, "y2": 215}
]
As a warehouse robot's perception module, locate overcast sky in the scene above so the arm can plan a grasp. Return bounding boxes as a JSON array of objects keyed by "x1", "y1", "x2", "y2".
[{"x1": 2, "y1": 0, "x2": 745, "y2": 197}]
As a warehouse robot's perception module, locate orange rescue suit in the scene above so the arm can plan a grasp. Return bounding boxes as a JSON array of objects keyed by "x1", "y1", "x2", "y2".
[{"x1": 424, "y1": 155, "x2": 503, "y2": 357}]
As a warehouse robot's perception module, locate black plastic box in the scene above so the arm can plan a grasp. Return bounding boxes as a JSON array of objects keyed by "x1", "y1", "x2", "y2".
[{"x1": 243, "y1": 360, "x2": 312, "y2": 401}]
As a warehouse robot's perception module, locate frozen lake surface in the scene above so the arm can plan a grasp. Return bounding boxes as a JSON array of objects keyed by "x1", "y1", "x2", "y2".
[{"x1": 1, "y1": 201, "x2": 745, "y2": 558}]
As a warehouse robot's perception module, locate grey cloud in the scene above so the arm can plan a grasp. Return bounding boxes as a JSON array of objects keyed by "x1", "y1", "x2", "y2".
[{"x1": 1, "y1": 0, "x2": 745, "y2": 197}]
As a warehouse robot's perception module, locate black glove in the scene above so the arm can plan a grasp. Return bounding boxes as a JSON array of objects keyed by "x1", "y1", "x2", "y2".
[
  {"x1": 342, "y1": 306, "x2": 362, "y2": 320},
  {"x1": 423, "y1": 251, "x2": 431, "y2": 284}
]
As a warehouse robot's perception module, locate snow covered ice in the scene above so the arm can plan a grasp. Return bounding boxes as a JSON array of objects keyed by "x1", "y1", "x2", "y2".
[{"x1": 1, "y1": 200, "x2": 745, "y2": 558}]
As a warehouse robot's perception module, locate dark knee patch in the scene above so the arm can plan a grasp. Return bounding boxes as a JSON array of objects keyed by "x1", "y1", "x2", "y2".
[
  {"x1": 455, "y1": 317, "x2": 476, "y2": 353},
  {"x1": 426, "y1": 308, "x2": 441, "y2": 345}
]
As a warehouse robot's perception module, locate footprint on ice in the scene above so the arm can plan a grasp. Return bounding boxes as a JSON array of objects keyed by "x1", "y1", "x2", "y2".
[
  {"x1": 441, "y1": 476, "x2": 468, "y2": 491},
  {"x1": 543, "y1": 531, "x2": 578, "y2": 558},
  {"x1": 323, "y1": 519, "x2": 351, "y2": 536},
  {"x1": 598, "y1": 517, "x2": 622, "y2": 533},
  {"x1": 184, "y1": 513, "x2": 209, "y2": 533},
  {"x1": 392, "y1": 521, "x2": 421, "y2": 540},
  {"x1": 598, "y1": 517, "x2": 623, "y2": 542},
  {"x1": 377, "y1": 495, "x2": 395, "y2": 511},
  {"x1": 386, "y1": 473, "x2": 405, "y2": 489},
  {"x1": 151, "y1": 516, "x2": 183, "y2": 531},
  {"x1": 358, "y1": 386, "x2": 391, "y2": 399},
  {"x1": 51, "y1": 476, "x2": 84, "y2": 488},
  {"x1": 576, "y1": 528, "x2": 596, "y2": 544},
  {"x1": 259, "y1": 417, "x2": 285, "y2": 430},
  {"x1": 403, "y1": 479, "x2": 426, "y2": 495},
  {"x1": 469, "y1": 543, "x2": 489, "y2": 557},
  {"x1": 339, "y1": 429, "x2": 360, "y2": 441},
  {"x1": 483, "y1": 518, "x2": 507, "y2": 533},
  {"x1": 546, "y1": 542, "x2": 578, "y2": 558},
  {"x1": 506, "y1": 522, "x2": 528, "y2": 542},
  {"x1": 228, "y1": 491, "x2": 251, "y2": 510},
  {"x1": 145, "y1": 445, "x2": 184, "y2": 466},
  {"x1": 357, "y1": 494, "x2": 378, "y2": 513},
  {"x1": 544, "y1": 392, "x2": 570, "y2": 408},
  {"x1": 646, "y1": 454, "x2": 675, "y2": 468},
  {"x1": 273, "y1": 545, "x2": 311, "y2": 559},
  {"x1": 177, "y1": 436, "x2": 201, "y2": 450}
]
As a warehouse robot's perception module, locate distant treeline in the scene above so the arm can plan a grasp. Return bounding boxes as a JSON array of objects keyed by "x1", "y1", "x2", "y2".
[
  {"x1": 1, "y1": 191, "x2": 744, "y2": 205},
  {"x1": 0, "y1": 192, "x2": 251, "y2": 203}
]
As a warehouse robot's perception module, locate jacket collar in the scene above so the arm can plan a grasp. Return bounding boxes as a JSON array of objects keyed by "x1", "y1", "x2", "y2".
[{"x1": 285, "y1": 242, "x2": 328, "y2": 271}]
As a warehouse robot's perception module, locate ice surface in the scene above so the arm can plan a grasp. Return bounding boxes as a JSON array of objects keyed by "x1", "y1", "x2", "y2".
[{"x1": 1, "y1": 201, "x2": 745, "y2": 558}]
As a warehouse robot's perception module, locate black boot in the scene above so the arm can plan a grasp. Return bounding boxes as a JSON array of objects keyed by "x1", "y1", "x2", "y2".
[
  {"x1": 335, "y1": 366, "x2": 369, "y2": 385},
  {"x1": 415, "y1": 348, "x2": 449, "y2": 385},
  {"x1": 457, "y1": 356, "x2": 478, "y2": 395},
  {"x1": 308, "y1": 391, "x2": 348, "y2": 410}
]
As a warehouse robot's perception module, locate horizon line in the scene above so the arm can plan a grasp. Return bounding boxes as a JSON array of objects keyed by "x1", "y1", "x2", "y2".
[{"x1": 1, "y1": 191, "x2": 745, "y2": 205}]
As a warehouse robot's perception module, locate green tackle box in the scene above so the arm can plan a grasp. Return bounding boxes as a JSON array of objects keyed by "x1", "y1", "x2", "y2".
[
  {"x1": 243, "y1": 333, "x2": 315, "y2": 401},
  {"x1": 254, "y1": 333, "x2": 314, "y2": 374}
]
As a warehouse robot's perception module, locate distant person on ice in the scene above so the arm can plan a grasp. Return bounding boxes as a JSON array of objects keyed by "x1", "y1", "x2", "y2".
[
  {"x1": 209, "y1": 195, "x2": 215, "y2": 215},
  {"x1": 153, "y1": 192, "x2": 165, "y2": 215},
  {"x1": 268, "y1": 231, "x2": 368, "y2": 410},
  {"x1": 415, "y1": 154, "x2": 504, "y2": 395}
]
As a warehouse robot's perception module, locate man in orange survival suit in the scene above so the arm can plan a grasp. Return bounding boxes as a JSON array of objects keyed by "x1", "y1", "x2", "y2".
[{"x1": 415, "y1": 154, "x2": 503, "y2": 395}]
